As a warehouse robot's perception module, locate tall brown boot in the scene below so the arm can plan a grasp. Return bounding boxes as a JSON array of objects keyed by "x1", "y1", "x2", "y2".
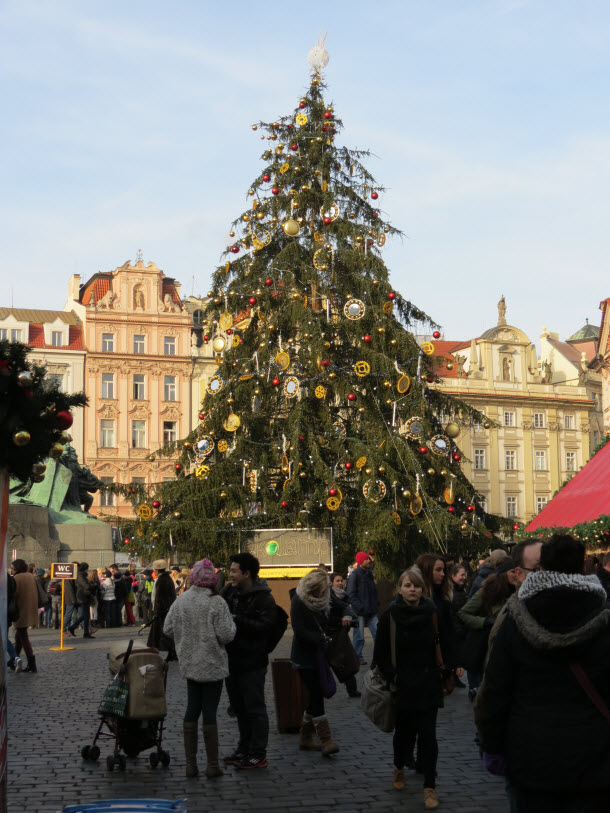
[
  {"x1": 202, "y1": 724, "x2": 223, "y2": 778},
  {"x1": 183, "y1": 722, "x2": 199, "y2": 778},
  {"x1": 299, "y1": 712, "x2": 321, "y2": 751},
  {"x1": 312, "y1": 715, "x2": 339, "y2": 756}
]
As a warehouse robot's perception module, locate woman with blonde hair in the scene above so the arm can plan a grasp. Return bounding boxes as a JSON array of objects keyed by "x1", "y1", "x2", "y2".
[
  {"x1": 290, "y1": 568, "x2": 339, "y2": 756},
  {"x1": 373, "y1": 568, "x2": 444, "y2": 809}
]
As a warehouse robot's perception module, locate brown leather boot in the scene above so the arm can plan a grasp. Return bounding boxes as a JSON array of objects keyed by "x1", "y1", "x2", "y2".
[
  {"x1": 299, "y1": 713, "x2": 321, "y2": 751},
  {"x1": 312, "y1": 715, "x2": 339, "y2": 756},
  {"x1": 424, "y1": 788, "x2": 439, "y2": 809},
  {"x1": 392, "y1": 767, "x2": 405, "y2": 790},
  {"x1": 202, "y1": 724, "x2": 223, "y2": 778},
  {"x1": 183, "y1": 722, "x2": 199, "y2": 778}
]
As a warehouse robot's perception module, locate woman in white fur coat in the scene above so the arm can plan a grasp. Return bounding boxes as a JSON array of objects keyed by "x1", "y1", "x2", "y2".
[{"x1": 164, "y1": 558, "x2": 236, "y2": 779}]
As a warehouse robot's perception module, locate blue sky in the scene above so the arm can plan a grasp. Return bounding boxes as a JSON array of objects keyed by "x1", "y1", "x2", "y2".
[{"x1": 2, "y1": 0, "x2": 610, "y2": 344}]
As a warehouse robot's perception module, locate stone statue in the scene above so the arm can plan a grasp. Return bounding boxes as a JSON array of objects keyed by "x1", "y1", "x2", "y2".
[
  {"x1": 455, "y1": 354, "x2": 466, "y2": 376},
  {"x1": 498, "y1": 295, "x2": 507, "y2": 326},
  {"x1": 134, "y1": 285, "x2": 145, "y2": 309},
  {"x1": 542, "y1": 361, "x2": 553, "y2": 384},
  {"x1": 98, "y1": 289, "x2": 115, "y2": 309},
  {"x1": 163, "y1": 293, "x2": 179, "y2": 313},
  {"x1": 502, "y1": 357, "x2": 512, "y2": 381}
]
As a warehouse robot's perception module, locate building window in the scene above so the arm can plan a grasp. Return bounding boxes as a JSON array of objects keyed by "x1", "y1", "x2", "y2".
[
  {"x1": 533, "y1": 412, "x2": 545, "y2": 428},
  {"x1": 132, "y1": 420, "x2": 147, "y2": 449},
  {"x1": 164, "y1": 337, "x2": 176, "y2": 356},
  {"x1": 133, "y1": 335, "x2": 145, "y2": 354},
  {"x1": 506, "y1": 496, "x2": 518, "y2": 517},
  {"x1": 100, "y1": 420, "x2": 115, "y2": 448},
  {"x1": 474, "y1": 449, "x2": 486, "y2": 470},
  {"x1": 505, "y1": 449, "x2": 517, "y2": 470},
  {"x1": 163, "y1": 421, "x2": 177, "y2": 443},
  {"x1": 566, "y1": 451, "x2": 576, "y2": 471},
  {"x1": 100, "y1": 477, "x2": 114, "y2": 507},
  {"x1": 535, "y1": 450, "x2": 547, "y2": 471},
  {"x1": 46, "y1": 373, "x2": 63, "y2": 390},
  {"x1": 536, "y1": 495, "x2": 548, "y2": 513},
  {"x1": 101, "y1": 373, "x2": 114, "y2": 399},
  {"x1": 133, "y1": 374, "x2": 145, "y2": 401},
  {"x1": 51, "y1": 330, "x2": 63, "y2": 347},
  {"x1": 192, "y1": 309, "x2": 204, "y2": 326},
  {"x1": 504, "y1": 411, "x2": 515, "y2": 427},
  {"x1": 163, "y1": 375, "x2": 176, "y2": 401},
  {"x1": 131, "y1": 477, "x2": 146, "y2": 485},
  {"x1": 0, "y1": 329, "x2": 6, "y2": 340},
  {"x1": 102, "y1": 333, "x2": 114, "y2": 352},
  {"x1": 564, "y1": 414, "x2": 575, "y2": 430},
  {"x1": 10, "y1": 329, "x2": 22, "y2": 342}
]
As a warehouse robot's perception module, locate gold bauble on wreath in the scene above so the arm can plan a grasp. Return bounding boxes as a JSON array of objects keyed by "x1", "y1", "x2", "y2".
[
  {"x1": 282, "y1": 219, "x2": 300, "y2": 237},
  {"x1": 49, "y1": 443, "x2": 64, "y2": 459},
  {"x1": 12, "y1": 430, "x2": 31, "y2": 447},
  {"x1": 445, "y1": 422, "x2": 460, "y2": 439}
]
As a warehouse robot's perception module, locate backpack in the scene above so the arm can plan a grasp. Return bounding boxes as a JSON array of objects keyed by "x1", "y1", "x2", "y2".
[
  {"x1": 266, "y1": 604, "x2": 288, "y2": 653},
  {"x1": 48, "y1": 580, "x2": 62, "y2": 596}
]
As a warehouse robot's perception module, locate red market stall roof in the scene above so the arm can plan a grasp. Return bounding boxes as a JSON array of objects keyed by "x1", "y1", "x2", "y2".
[{"x1": 526, "y1": 442, "x2": 610, "y2": 531}]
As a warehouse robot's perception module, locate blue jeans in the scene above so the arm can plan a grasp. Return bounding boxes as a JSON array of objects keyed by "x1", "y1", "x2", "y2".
[
  {"x1": 70, "y1": 604, "x2": 90, "y2": 635},
  {"x1": 6, "y1": 630, "x2": 16, "y2": 662},
  {"x1": 352, "y1": 614, "x2": 378, "y2": 660},
  {"x1": 63, "y1": 604, "x2": 75, "y2": 630}
]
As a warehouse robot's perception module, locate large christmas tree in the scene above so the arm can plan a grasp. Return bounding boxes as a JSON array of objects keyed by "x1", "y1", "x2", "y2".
[{"x1": 120, "y1": 41, "x2": 499, "y2": 574}]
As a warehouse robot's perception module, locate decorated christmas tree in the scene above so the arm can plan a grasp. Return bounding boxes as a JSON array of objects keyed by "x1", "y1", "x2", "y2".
[{"x1": 120, "y1": 40, "x2": 500, "y2": 573}]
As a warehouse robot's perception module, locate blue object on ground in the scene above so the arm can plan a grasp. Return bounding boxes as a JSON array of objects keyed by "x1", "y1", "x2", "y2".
[{"x1": 63, "y1": 800, "x2": 187, "y2": 813}]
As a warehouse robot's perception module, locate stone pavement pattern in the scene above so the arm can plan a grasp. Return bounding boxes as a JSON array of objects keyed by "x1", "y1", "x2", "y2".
[{"x1": 8, "y1": 627, "x2": 507, "y2": 813}]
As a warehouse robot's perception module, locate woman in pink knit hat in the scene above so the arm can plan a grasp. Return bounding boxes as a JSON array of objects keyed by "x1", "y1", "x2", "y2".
[{"x1": 164, "y1": 558, "x2": 236, "y2": 779}]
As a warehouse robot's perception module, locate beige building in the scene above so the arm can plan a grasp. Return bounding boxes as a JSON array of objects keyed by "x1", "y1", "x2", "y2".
[
  {"x1": 0, "y1": 308, "x2": 86, "y2": 459},
  {"x1": 432, "y1": 302, "x2": 600, "y2": 525},
  {"x1": 66, "y1": 258, "x2": 195, "y2": 518}
]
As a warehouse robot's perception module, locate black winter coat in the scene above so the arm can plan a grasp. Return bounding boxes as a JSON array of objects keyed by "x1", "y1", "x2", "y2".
[
  {"x1": 75, "y1": 571, "x2": 92, "y2": 606},
  {"x1": 290, "y1": 592, "x2": 328, "y2": 669},
  {"x1": 432, "y1": 588, "x2": 458, "y2": 670},
  {"x1": 598, "y1": 567, "x2": 610, "y2": 600},
  {"x1": 147, "y1": 572, "x2": 176, "y2": 652},
  {"x1": 221, "y1": 578, "x2": 276, "y2": 674},
  {"x1": 477, "y1": 573, "x2": 610, "y2": 792},
  {"x1": 346, "y1": 567, "x2": 379, "y2": 618},
  {"x1": 450, "y1": 582, "x2": 468, "y2": 639},
  {"x1": 373, "y1": 596, "x2": 443, "y2": 712}
]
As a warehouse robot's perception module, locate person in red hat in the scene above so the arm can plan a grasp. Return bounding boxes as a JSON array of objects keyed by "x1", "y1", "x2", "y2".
[{"x1": 346, "y1": 552, "x2": 379, "y2": 665}]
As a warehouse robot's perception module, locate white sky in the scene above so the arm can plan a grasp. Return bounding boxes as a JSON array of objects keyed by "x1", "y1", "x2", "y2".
[{"x1": 2, "y1": 0, "x2": 609, "y2": 345}]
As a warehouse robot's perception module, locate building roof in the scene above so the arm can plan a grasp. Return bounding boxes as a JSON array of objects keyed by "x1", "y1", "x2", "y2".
[
  {"x1": 0, "y1": 308, "x2": 81, "y2": 325},
  {"x1": 80, "y1": 273, "x2": 112, "y2": 306},
  {"x1": 526, "y1": 442, "x2": 610, "y2": 531},
  {"x1": 567, "y1": 322, "x2": 600, "y2": 342},
  {"x1": 546, "y1": 337, "x2": 582, "y2": 368}
]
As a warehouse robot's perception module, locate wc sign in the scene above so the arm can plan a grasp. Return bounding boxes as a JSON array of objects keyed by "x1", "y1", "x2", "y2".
[{"x1": 50, "y1": 563, "x2": 78, "y2": 579}]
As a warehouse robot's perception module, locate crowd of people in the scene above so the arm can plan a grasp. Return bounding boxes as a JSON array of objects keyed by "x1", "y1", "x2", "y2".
[{"x1": 8, "y1": 541, "x2": 610, "y2": 812}]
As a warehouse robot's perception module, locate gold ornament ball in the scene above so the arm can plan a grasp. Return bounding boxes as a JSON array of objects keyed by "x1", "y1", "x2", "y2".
[
  {"x1": 383, "y1": 380, "x2": 391, "y2": 389},
  {"x1": 328, "y1": 372, "x2": 336, "y2": 379},
  {"x1": 227, "y1": 397, "x2": 235, "y2": 405},
  {"x1": 256, "y1": 212, "x2": 265, "y2": 220},
  {"x1": 49, "y1": 442, "x2": 64, "y2": 459},
  {"x1": 390, "y1": 339, "x2": 398, "y2": 347},
  {"x1": 384, "y1": 227, "x2": 390, "y2": 233},
  {"x1": 446, "y1": 361, "x2": 454, "y2": 370},
  {"x1": 385, "y1": 399, "x2": 392, "y2": 405},
  {"x1": 207, "y1": 290, "x2": 214, "y2": 296},
  {"x1": 372, "y1": 279, "x2": 379, "y2": 286},
  {"x1": 242, "y1": 214, "x2": 251, "y2": 222},
  {"x1": 440, "y1": 469, "x2": 447, "y2": 476},
  {"x1": 299, "y1": 471, "x2": 307, "y2": 479},
  {"x1": 173, "y1": 511, "x2": 181, "y2": 519},
  {"x1": 32, "y1": 462, "x2": 47, "y2": 475},
  {"x1": 484, "y1": 422, "x2": 491, "y2": 430},
  {"x1": 183, "y1": 441, "x2": 191, "y2": 449},
  {"x1": 252, "y1": 125, "x2": 258, "y2": 131},
  {"x1": 12, "y1": 430, "x2": 31, "y2": 447},
  {"x1": 254, "y1": 388, "x2": 261, "y2": 395},
  {"x1": 445, "y1": 422, "x2": 460, "y2": 439},
  {"x1": 358, "y1": 407, "x2": 365, "y2": 414},
  {"x1": 208, "y1": 430, "x2": 215, "y2": 437},
  {"x1": 378, "y1": 327, "x2": 385, "y2": 334},
  {"x1": 378, "y1": 466, "x2": 386, "y2": 474},
  {"x1": 365, "y1": 467, "x2": 372, "y2": 475},
  {"x1": 213, "y1": 296, "x2": 221, "y2": 305},
  {"x1": 427, "y1": 468, "x2": 435, "y2": 475},
  {"x1": 301, "y1": 185, "x2": 309, "y2": 192},
  {"x1": 271, "y1": 216, "x2": 279, "y2": 224},
  {"x1": 325, "y1": 243, "x2": 333, "y2": 251},
  {"x1": 228, "y1": 232, "x2": 235, "y2": 238},
  {"x1": 212, "y1": 336, "x2": 227, "y2": 353},
  {"x1": 248, "y1": 189, "x2": 255, "y2": 196},
  {"x1": 220, "y1": 491, "x2": 228, "y2": 500},
  {"x1": 324, "y1": 341, "x2": 331, "y2": 349},
  {"x1": 355, "y1": 235, "x2": 363, "y2": 243},
  {"x1": 268, "y1": 324, "x2": 276, "y2": 331},
  {"x1": 282, "y1": 219, "x2": 300, "y2": 237},
  {"x1": 152, "y1": 532, "x2": 159, "y2": 539}
]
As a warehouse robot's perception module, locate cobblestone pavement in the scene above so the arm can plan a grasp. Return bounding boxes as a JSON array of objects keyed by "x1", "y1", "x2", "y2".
[{"x1": 8, "y1": 626, "x2": 507, "y2": 813}]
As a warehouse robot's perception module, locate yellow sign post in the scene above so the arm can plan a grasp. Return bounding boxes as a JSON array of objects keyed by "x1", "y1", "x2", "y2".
[{"x1": 49, "y1": 563, "x2": 77, "y2": 652}]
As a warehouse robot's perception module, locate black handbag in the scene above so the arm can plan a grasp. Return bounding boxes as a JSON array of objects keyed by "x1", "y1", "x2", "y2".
[{"x1": 325, "y1": 626, "x2": 360, "y2": 683}]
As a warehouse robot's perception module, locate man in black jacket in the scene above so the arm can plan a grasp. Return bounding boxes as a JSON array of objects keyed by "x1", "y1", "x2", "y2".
[
  {"x1": 221, "y1": 552, "x2": 276, "y2": 770},
  {"x1": 68, "y1": 563, "x2": 94, "y2": 638},
  {"x1": 347, "y1": 552, "x2": 379, "y2": 665}
]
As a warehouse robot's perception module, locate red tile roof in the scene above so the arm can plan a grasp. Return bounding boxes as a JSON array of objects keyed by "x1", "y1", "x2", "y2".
[
  {"x1": 526, "y1": 442, "x2": 610, "y2": 531},
  {"x1": 162, "y1": 282, "x2": 181, "y2": 305},
  {"x1": 569, "y1": 339, "x2": 597, "y2": 363},
  {"x1": 81, "y1": 273, "x2": 111, "y2": 305},
  {"x1": 431, "y1": 339, "x2": 467, "y2": 379},
  {"x1": 26, "y1": 323, "x2": 84, "y2": 351}
]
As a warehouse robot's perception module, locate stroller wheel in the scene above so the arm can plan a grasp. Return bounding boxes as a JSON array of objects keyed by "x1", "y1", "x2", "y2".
[
  {"x1": 81, "y1": 746, "x2": 91, "y2": 761},
  {"x1": 89, "y1": 746, "x2": 100, "y2": 762},
  {"x1": 160, "y1": 750, "x2": 170, "y2": 767},
  {"x1": 149, "y1": 752, "x2": 159, "y2": 769},
  {"x1": 106, "y1": 755, "x2": 115, "y2": 772}
]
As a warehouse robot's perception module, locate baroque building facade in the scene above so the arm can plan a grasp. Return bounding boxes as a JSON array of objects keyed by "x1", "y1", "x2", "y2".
[{"x1": 432, "y1": 300, "x2": 601, "y2": 526}]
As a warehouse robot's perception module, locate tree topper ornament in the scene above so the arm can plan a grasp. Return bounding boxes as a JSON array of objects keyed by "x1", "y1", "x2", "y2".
[{"x1": 308, "y1": 32, "x2": 329, "y2": 78}]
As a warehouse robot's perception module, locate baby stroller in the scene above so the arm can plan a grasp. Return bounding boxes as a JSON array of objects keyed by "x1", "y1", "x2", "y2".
[{"x1": 81, "y1": 640, "x2": 170, "y2": 772}]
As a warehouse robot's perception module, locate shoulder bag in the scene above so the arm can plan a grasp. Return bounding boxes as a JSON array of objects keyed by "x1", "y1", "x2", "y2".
[
  {"x1": 98, "y1": 640, "x2": 133, "y2": 718},
  {"x1": 360, "y1": 616, "x2": 397, "y2": 733}
]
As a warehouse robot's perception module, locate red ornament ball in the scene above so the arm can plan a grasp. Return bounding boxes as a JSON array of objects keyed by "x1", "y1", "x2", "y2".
[
  {"x1": 345, "y1": 461, "x2": 353, "y2": 470},
  {"x1": 265, "y1": 278, "x2": 273, "y2": 286},
  {"x1": 329, "y1": 487, "x2": 338, "y2": 497},
  {"x1": 419, "y1": 445, "x2": 428, "y2": 454},
  {"x1": 272, "y1": 187, "x2": 280, "y2": 195},
  {"x1": 448, "y1": 506, "x2": 456, "y2": 514},
  {"x1": 262, "y1": 174, "x2": 270, "y2": 182},
  {"x1": 249, "y1": 296, "x2": 257, "y2": 306},
  {"x1": 513, "y1": 523, "x2": 519, "y2": 530},
  {"x1": 299, "y1": 101, "x2": 306, "y2": 109},
  {"x1": 152, "y1": 500, "x2": 161, "y2": 509},
  {"x1": 272, "y1": 378, "x2": 280, "y2": 387},
  {"x1": 231, "y1": 246, "x2": 239, "y2": 254},
  {"x1": 323, "y1": 216, "x2": 331, "y2": 225},
  {"x1": 56, "y1": 410, "x2": 73, "y2": 430},
  {"x1": 227, "y1": 328, "x2": 233, "y2": 335},
  {"x1": 124, "y1": 539, "x2": 129, "y2": 545},
  {"x1": 371, "y1": 192, "x2": 379, "y2": 200},
  {"x1": 388, "y1": 292, "x2": 396, "y2": 301},
  {"x1": 321, "y1": 359, "x2": 330, "y2": 367},
  {"x1": 372, "y1": 212, "x2": 378, "y2": 218},
  {"x1": 363, "y1": 334, "x2": 372, "y2": 344},
  {"x1": 299, "y1": 435, "x2": 305, "y2": 442},
  {"x1": 427, "y1": 375, "x2": 434, "y2": 383},
  {"x1": 322, "y1": 125, "x2": 329, "y2": 132},
  {"x1": 432, "y1": 330, "x2": 441, "y2": 339},
  {"x1": 281, "y1": 500, "x2": 289, "y2": 510},
  {"x1": 452, "y1": 452, "x2": 461, "y2": 462},
  {"x1": 347, "y1": 393, "x2": 357, "y2": 402},
  {"x1": 287, "y1": 124, "x2": 293, "y2": 129},
  {"x1": 466, "y1": 504, "x2": 475, "y2": 513},
  {"x1": 198, "y1": 412, "x2": 205, "y2": 420},
  {"x1": 291, "y1": 144, "x2": 298, "y2": 151},
  {"x1": 203, "y1": 334, "x2": 210, "y2": 342},
  {"x1": 324, "y1": 111, "x2": 332, "y2": 119},
  {"x1": 175, "y1": 464, "x2": 182, "y2": 472}
]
